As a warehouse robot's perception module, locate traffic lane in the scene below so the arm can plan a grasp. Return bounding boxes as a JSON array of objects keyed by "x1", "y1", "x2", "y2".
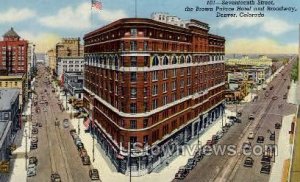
[
  {"x1": 49, "y1": 93, "x2": 92, "y2": 182},
  {"x1": 181, "y1": 102, "x2": 270, "y2": 182}
]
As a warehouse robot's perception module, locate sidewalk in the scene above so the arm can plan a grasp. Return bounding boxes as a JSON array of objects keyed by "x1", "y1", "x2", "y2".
[
  {"x1": 269, "y1": 114, "x2": 294, "y2": 182},
  {"x1": 60, "y1": 85, "x2": 236, "y2": 182},
  {"x1": 3, "y1": 99, "x2": 33, "y2": 182}
]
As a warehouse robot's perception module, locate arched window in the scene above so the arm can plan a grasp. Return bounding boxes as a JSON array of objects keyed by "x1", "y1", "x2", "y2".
[
  {"x1": 172, "y1": 56, "x2": 177, "y2": 64},
  {"x1": 180, "y1": 56, "x2": 184, "y2": 64},
  {"x1": 163, "y1": 56, "x2": 168, "y2": 65},
  {"x1": 187, "y1": 56, "x2": 191, "y2": 63},
  {"x1": 152, "y1": 56, "x2": 159, "y2": 66}
]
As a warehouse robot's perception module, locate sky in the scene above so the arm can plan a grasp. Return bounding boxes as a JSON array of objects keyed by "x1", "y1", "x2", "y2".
[{"x1": 0, "y1": 0, "x2": 299, "y2": 54}]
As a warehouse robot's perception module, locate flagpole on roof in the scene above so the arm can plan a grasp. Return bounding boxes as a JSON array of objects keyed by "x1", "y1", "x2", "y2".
[{"x1": 135, "y1": 0, "x2": 137, "y2": 18}]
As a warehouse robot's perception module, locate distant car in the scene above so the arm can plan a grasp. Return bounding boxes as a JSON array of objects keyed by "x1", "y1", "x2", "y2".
[
  {"x1": 77, "y1": 142, "x2": 84, "y2": 150},
  {"x1": 63, "y1": 119, "x2": 69, "y2": 128},
  {"x1": 89, "y1": 169, "x2": 100, "y2": 180},
  {"x1": 38, "y1": 122, "x2": 42, "y2": 127},
  {"x1": 227, "y1": 116, "x2": 237, "y2": 120},
  {"x1": 269, "y1": 133, "x2": 275, "y2": 141},
  {"x1": 51, "y1": 172, "x2": 61, "y2": 182},
  {"x1": 261, "y1": 155, "x2": 271, "y2": 164},
  {"x1": 82, "y1": 155, "x2": 91, "y2": 165},
  {"x1": 270, "y1": 86, "x2": 274, "y2": 90},
  {"x1": 243, "y1": 141, "x2": 251, "y2": 151},
  {"x1": 32, "y1": 122, "x2": 38, "y2": 127},
  {"x1": 260, "y1": 164, "x2": 271, "y2": 174},
  {"x1": 235, "y1": 118, "x2": 242, "y2": 123},
  {"x1": 272, "y1": 96, "x2": 278, "y2": 100},
  {"x1": 248, "y1": 114, "x2": 255, "y2": 120},
  {"x1": 31, "y1": 136, "x2": 38, "y2": 143},
  {"x1": 32, "y1": 128, "x2": 38, "y2": 134},
  {"x1": 243, "y1": 157, "x2": 254, "y2": 167},
  {"x1": 283, "y1": 94, "x2": 287, "y2": 99},
  {"x1": 27, "y1": 164, "x2": 37, "y2": 177},
  {"x1": 275, "y1": 123, "x2": 281, "y2": 129},
  {"x1": 216, "y1": 130, "x2": 223, "y2": 139},
  {"x1": 248, "y1": 132, "x2": 255, "y2": 139},
  {"x1": 287, "y1": 85, "x2": 290, "y2": 89},
  {"x1": 175, "y1": 172, "x2": 185, "y2": 180},
  {"x1": 29, "y1": 156, "x2": 38, "y2": 165},
  {"x1": 257, "y1": 136, "x2": 265, "y2": 143},
  {"x1": 237, "y1": 112, "x2": 242, "y2": 117},
  {"x1": 30, "y1": 142, "x2": 38, "y2": 150}
]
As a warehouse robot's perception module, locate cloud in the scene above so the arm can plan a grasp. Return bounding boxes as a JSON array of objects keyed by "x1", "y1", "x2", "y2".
[
  {"x1": 38, "y1": 2, "x2": 128, "y2": 30},
  {"x1": 19, "y1": 31, "x2": 61, "y2": 53},
  {"x1": 38, "y1": 3, "x2": 91, "y2": 30},
  {"x1": 0, "y1": 8, "x2": 36, "y2": 23},
  {"x1": 218, "y1": 16, "x2": 296, "y2": 35},
  {"x1": 226, "y1": 38, "x2": 298, "y2": 54},
  {"x1": 96, "y1": 9, "x2": 128, "y2": 22}
]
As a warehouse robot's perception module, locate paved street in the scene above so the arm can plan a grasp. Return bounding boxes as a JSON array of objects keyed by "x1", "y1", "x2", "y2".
[
  {"x1": 179, "y1": 57, "x2": 297, "y2": 182},
  {"x1": 27, "y1": 64, "x2": 92, "y2": 182}
]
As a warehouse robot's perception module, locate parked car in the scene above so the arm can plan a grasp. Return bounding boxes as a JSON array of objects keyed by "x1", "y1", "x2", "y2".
[
  {"x1": 248, "y1": 114, "x2": 255, "y2": 120},
  {"x1": 272, "y1": 96, "x2": 278, "y2": 100},
  {"x1": 275, "y1": 123, "x2": 281, "y2": 129},
  {"x1": 260, "y1": 164, "x2": 271, "y2": 174},
  {"x1": 176, "y1": 166, "x2": 189, "y2": 179},
  {"x1": 27, "y1": 164, "x2": 37, "y2": 177},
  {"x1": 82, "y1": 156, "x2": 91, "y2": 165},
  {"x1": 270, "y1": 133, "x2": 275, "y2": 141},
  {"x1": 175, "y1": 172, "x2": 185, "y2": 180},
  {"x1": 227, "y1": 116, "x2": 236, "y2": 120},
  {"x1": 283, "y1": 93, "x2": 287, "y2": 99},
  {"x1": 32, "y1": 128, "x2": 38, "y2": 134},
  {"x1": 63, "y1": 119, "x2": 69, "y2": 128},
  {"x1": 32, "y1": 122, "x2": 38, "y2": 127},
  {"x1": 77, "y1": 142, "x2": 84, "y2": 150},
  {"x1": 185, "y1": 160, "x2": 196, "y2": 171},
  {"x1": 79, "y1": 148, "x2": 88, "y2": 158},
  {"x1": 212, "y1": 135, "x2": 219, "y2": 143},
  {"x1": 257, "y1": 136, "x2": 264, "y2": 143},
  {"x1": 248, "y1": 132, "x2": 255, "y2": 139},
  {"x1": 89, "y1": 169, "x2": 100, "y2": 180},
  {"x1": 216, "y1": 130, "x2": 223, "y2": 139},
  {"x1": 225, "y1": 122, "x2": 233, "y2": 127},
  {"x1": 235, "y1": 118, "x2": 242, "y2": 123},
  {"x1": 31, "y1": 136, "x2": 38, "y2": 143},
  {"x1": 51, "y1": 172, "x2": 61, "y2": 182},
  {"x1": 38, "y1": 122, "x2": 42, "y2": 127},
  {"x1": 261, "y1": 155, "x2": 271, "y2": 164},
  {"x1": 30, "y1": 142, "x2": 38, "y2": 150},
  {"x1": 29, "y1": 156, "x2": 38, "y2": 165},
  {"x1": 237, "y1": 112, "x2": 242, "y2": 117},
  {"x1": 242, "y1": 141, "x2": 251, "y2": 151},
  {"x1": 243, "y1": 157, "x2": 254, "y2": 167}
]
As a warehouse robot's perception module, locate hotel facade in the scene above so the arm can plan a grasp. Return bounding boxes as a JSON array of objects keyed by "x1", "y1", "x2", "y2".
[{"x1": 83, "y1": 16, "x2": 225, "y2": 175}]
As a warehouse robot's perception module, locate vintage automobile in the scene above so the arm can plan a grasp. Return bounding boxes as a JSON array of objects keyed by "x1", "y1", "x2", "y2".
[
  {"x1": 89, "y1": 169, "x2": 100, "y2": 180},
  {"x1": 244, "y1": 157, "x2": 254, "y2": 167}
]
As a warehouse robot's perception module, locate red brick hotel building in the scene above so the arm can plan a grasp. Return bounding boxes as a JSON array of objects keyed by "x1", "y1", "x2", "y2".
[{"x1": 83, "y1": 14, "x2": 225, "y2": 175}]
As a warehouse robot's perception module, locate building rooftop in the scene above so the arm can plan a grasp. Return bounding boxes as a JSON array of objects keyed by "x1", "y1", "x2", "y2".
[
  {"x1": 0, "y1": 89, "x2": 19, "y2": 111},
  {"x1": 3, "y1": 27, "x2": 20, "y2": 38}
]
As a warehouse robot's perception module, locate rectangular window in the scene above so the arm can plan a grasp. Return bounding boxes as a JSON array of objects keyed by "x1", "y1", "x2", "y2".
[
  {"x1": 187, "y1": 78, "x2": 191, "y2": 85},
  {"x1": 144, "y1": 101, "x2": 148, "y2": 112},
  {"x1": 143, "y1": 87, "x2": 147, "y2": 97},
  {"x1": 173, "y1": 69, "x2": 176, "y2": 77},
  {"x1": 143, "y1": 72, "x2": 148, "y2": 82},
  {"x1": 130, "y1": 87, "x2": 137, "y2": 98},
  {"x1": 131, "y1": 56, "x2": 137, "y2": 67},
  {"x1": 163, "y1": 96, "x2": 168, "y2": 105},
  {"x1": 172, "y1": 93, "x2": 176, "y2": 101},
  {"x1": 130, "y1": 41, "x2": 137, "y2": 51},
  {"x1": 172, "y1": 81, "x2": 176, "y2": 90},
  {"x1": 187, "y1": 67, "x2": 191, "y2": 75},
  {"x1": 152, "y1": 99, "x2": 158, "y2": 109},
  {"x1": 144, "y1": 56, "x2": 149, "y2": 66},
  {"x1": 143, "y1": 135, "x2": 149, "y2": 144},
  {"x1": 152, "y1": 85, "x2": 158, "y2": 95},
  {"x1": 130, "y1": 120, "x2": 137, "y2": 129},
  {"x1": 163, "y1": 82, "x2": 167, "y2": 93},
  {"x1": 163, "y1": 70, "x2": 168, "y2": 79},
  {"x1": 130, "y1": 136, "x2": 137, "y2": 144},
  {"x1": 152, "y1": 71, "x2": 158, "y2": 81},
  {"x1": 180, "y1": 80, "x2": 184, "y2": 88},
  {"x1": 143, "y1": 119, "x2": 148, "y2": 128},
  {"x1": 130, "y1": 103, "x2": 137, "y2": 113},
  {"x1": 181, "y1": 68, "x2": 184, "y2": 76},
  {"x1": 130, "y1": 28, "x2": 137, "y2": 36},
  {"x1": 131, "y1": 72, "x2": 137, "y2": 82},
  {"x1": 144, "y1": 41, "x2": 148, "y2": 51}
]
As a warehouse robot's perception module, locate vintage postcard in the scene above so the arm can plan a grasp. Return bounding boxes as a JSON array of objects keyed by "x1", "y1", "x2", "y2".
[{"x1": 0, "y1": 0, "x2": 299, "y2": 182}]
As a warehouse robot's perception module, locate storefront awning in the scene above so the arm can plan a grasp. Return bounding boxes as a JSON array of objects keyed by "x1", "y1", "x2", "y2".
[{"x1": 84, "y1": 118, "x2": 90, "y2": 128}]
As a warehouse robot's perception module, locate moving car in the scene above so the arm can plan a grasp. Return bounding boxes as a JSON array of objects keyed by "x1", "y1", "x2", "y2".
[
  {"x1": 242, "y1": 141, "x2": 251, "y2": 151},
  {"x1": 275, "y1": 123, "x2": 281, "y2": 129},
  {"x1": 31, "y1": 136, "x2": 38, "y2": 143},
  {"x1": 82, "y1": 156, "x2": 91, "y2": 165},
  {"x1": 29, "y1": 156, "x2": 38, "y2": 165},
  {"x1": 260, "y1": 164, "x2": 271, "y2": 174},
  {"x1": 30, "y1": 142, "x2": 38, "y2": 150},
  {"x1": 257, "y1": 136, "x2": 264, "y2": 143},
  {"x1": 51, "y1": 172, "x2": 61, "y2": 182},
  {"x1": 27, "y1": 164, "x2": 37, "y2": 177},
  {"x1": 261, "y1": 155, "x2": 271, "y2": 164},
  {"x1": 89, "y1": 169, "x2": 100, "y2": 180},
  {"x1": 248, "y1": 114, "x2": 255, "y2": 120},
  {"x1": 248, "y1": 132, "x2": 255, "y2": 139},
  {"x1": 269, "y1": 133, "x2": 275, "y2": 141},
  {"x1": 243, "y1": 157, "x2": 254, "y2": 167},
  {"x1": 32, "y1": 128, "x2": 38, "y2": 134},
  {"x1": 63, "y1": 119, "x2": 69, "y2": 128}
]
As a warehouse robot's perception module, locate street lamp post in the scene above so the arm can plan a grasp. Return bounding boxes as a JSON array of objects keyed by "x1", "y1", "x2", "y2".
[{"x1": 24, "y1": 129, "x2": 28, "y2": 171}]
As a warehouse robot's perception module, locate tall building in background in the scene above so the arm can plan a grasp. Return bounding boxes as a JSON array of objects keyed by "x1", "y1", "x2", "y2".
[
  {"x1": 83, "y1": 15, "x2": 225, "y2": 175},
  {"x1": 0, "y1": 28, "x2": 28, "y2": 75}
]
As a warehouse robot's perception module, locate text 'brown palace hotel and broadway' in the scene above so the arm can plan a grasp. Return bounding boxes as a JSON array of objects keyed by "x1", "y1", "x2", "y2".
[{"x1": 83, "y1": 13, "x2": 225, "y2": 175}]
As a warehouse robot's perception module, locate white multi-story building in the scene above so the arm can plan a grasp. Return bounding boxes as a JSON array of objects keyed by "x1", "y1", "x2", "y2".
[
  {"x1": 151, "y1": 12, "x2": 190, "y2": 28},
  {"x1": 56, "y1": 57, "x2": 84, "y2": 79}
]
